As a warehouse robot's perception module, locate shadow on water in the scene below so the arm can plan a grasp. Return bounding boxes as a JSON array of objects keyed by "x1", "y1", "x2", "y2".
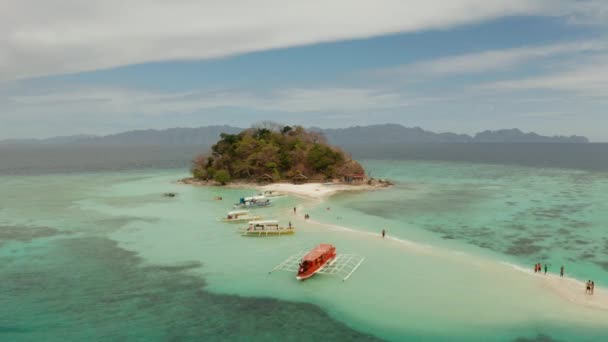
[
  {"x1": 0, "y1": 225, "x2": 70, "y2": 247},
  {"x1": 513, "y1": 334, "x2": 561, "y2": 342},
  {"x1": 0, "y1": 235, "x2": 382, "y2": 341}
]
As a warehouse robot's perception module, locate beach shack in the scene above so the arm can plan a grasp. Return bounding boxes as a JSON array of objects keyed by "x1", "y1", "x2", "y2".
[
  {"x1": 344, "y1": 174, "x2": 365, "y2": 183},
  {"x1": 292, "y1": 173, "x2": 308, "y2": 184},
  {"x1": 257, "y1": 173, "x2": 274, "y2": 184}
]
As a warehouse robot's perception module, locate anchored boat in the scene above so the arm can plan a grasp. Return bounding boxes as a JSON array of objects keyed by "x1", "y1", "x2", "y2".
[
  {"x1": 233, "y1": 195, "x2": 272, "y2": 209},
  {"x1": 241, "y1": 220, "x2": 294, "y2": 237},
  {"x1": 222, "y1": 210, "x2": 262, "y2": 223},
  {"x1": 269, "y1": 244, "x2": 365, "y2": 281},
  {"x1": 296, "y1": 244, "x2": 336, "y2": 280}
]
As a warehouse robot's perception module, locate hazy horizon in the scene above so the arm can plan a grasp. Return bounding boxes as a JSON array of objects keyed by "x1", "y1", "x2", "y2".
[{"x1": 0, "y1": 123, "x2": 598, "y2": 143}]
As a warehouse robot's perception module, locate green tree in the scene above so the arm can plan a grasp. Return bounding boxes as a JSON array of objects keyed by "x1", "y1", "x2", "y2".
[
  {"x1": 307, "y1": 144, "x2": 344, "y2": 174},
  {"x1": 214, "y1": 170, "x2": 231, "y2": 185},
  {"x1": 192, "y1": 125, "x2": 364, "y2": 182},
  {"x1": 206, "y1": 167, "x2": 217, "y2": 180},
  {"x1": 281, "y1": 126, "x2": 293, "y2": 134},
  {"x1": 191, "y1": 154, "x2": 208, "y2": 180}
]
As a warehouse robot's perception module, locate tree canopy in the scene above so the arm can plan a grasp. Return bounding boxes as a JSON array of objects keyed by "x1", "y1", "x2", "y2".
[{"x1": 191, "y1": 124, "x2": 364, "y2": 184}]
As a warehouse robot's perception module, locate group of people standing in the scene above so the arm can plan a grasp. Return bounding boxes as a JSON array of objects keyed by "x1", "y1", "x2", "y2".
[
  {"x1": 534, "y1": 263, "x2": 597, "y2": 295},
  {"x1": 534, "y1": 262, "x2": 548, "y2": 274},
  {"x1": 534, "y1": 263, "x2": 566, "y2": 277}
]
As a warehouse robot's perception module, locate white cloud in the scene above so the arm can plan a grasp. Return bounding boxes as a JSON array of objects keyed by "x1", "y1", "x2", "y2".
[
  {"x1": 374, "y1": 40, "x2": 608, "y2": 77},
  {"x1": 3, "y1": 85, "x2": 415, "y2": 116},
  {"x1": 0, "y1": 0, "x2": 597, "y2": 81},
  {"x1": 480, "y1": 57, "x2": 608, "y2": 96}
]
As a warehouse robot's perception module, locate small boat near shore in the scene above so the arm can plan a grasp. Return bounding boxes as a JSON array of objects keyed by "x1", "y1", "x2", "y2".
[
  {"x1": 233, "y1": 195, "x2": 272, "y2": 209},
  {"x1": 222, "y1": 210, "x2": 262, "y2": 223},
  {"x1": 241, "y1": 220, "x2": 294, "y2": 237},
  {"x1": 297, "y1": 244, "x2": 336, "y2": 280},
  {"x1": 257, "y1": 190, "x2": 286, "y2": 198}
]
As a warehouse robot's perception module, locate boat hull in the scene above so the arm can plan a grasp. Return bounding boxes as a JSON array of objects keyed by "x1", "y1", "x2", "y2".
[
  {"x1": 241, "y1": 228, "x2": 295, "y2": 237},
  {"x1": 222, "y1": 216, "x2": 262, "y2": 223},
  {"x1": 233, "y1": 203, "x2": 272, "y2": 209},
  {"x1": 296, "y1": 255, "x2": 335, "y2": 280}
]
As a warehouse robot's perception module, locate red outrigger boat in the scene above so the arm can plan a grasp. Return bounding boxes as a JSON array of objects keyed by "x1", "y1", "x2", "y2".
[
  {"x1": 270, "y1": 244, "x2": 364, "y2": 281},
  {"x1": 297, "y1": 244, "x2": 336, "y2": 280}
]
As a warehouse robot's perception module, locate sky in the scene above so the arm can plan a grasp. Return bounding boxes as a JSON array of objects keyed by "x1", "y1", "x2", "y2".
[{"x1": 1, "y1": 0, "x2": 607, "y2": 141}]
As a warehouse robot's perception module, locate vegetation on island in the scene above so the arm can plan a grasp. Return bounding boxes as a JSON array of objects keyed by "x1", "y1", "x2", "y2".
[{"x1": 191, "y1": 123, "x2": 365, "y2": 185}]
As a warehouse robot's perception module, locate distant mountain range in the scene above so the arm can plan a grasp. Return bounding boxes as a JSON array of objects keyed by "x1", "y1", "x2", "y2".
[
  {"x1": 317, "y1": 125, "x2": 588, "y2": 143},
  {"x1": 0, "y1": 124, "x2": 588, "y2": 146}
]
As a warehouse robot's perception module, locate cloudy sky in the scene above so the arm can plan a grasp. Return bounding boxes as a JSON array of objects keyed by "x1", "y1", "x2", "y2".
[{"x1": 1, "y1": 0, "x2": 607, "y2": 140}]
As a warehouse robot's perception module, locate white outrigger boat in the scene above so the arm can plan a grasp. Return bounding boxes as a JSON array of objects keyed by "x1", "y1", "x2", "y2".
[
  {"x1": 241, "y1": 220, "x2": 295, "y2": 237},
  {"x1": 233, "y1": 195, "x2": 272, "y2": 209},
  {"x1": 222, "y1": 210, "x2": 262, "y2": 223}
]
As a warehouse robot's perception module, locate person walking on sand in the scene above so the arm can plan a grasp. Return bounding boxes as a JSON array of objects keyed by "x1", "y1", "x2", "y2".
[
  {"x1": 293, "y1": 207, "x2": 296, "y2": 214},
  {"x1": 382, "y1": 229, "x2": 386, "y2": 238},
  {"x1": 544, "y1": 264, "x2": 547, "y2": 274},
  {"x1": 586, "y1": 280, "x2": 591, "y2": 294},
  {"x1": 288, "y1": 221, "x2": 292, "y2": 229},
  {"x1": 534, "y1": 264, "x2": 538, "y2": 273},
  {"x1": 591, "y1": 281, "x2": 595, "y2": 295},
  {"x1": 560, "y1": 265, "x2": 564, "y2": 277}
]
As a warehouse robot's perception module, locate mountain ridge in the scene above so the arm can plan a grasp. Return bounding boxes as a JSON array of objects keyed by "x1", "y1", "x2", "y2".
[{"x1": 0, "y1": 124, "x2": 589, "y2": 145}]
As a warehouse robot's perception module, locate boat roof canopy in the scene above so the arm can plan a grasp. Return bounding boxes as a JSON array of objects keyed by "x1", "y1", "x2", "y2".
[
  {"x1": 244, "y1": 195, "x2": 267, "y2": 201},
  {"x1": 248, "y1": 220, "x2": 279, "y2": 225},
  {"x1": 228, "y1": 210, "x2": 249, "y2": 215},
  {"x1": 302, "y1": 244, "x2": 335, "y2": 262}
]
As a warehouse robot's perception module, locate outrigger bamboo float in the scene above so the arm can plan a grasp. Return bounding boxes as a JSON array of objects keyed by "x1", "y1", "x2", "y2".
[
  {"x1": 222, "y1": 210, "x2": 262, "y2": 223},
  {"x1": 269, "y1": 244, "x2": 365, "y2": 281},
  {"x1": 241, "y1": 220, "x2": 295, "y2": 237}
]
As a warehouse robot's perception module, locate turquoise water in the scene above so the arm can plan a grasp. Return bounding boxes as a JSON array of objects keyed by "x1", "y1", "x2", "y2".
[
  {"x1": 315, "y1": 160, "x2": 608, "y2": 285},
  {"x1": 2, "y1": 158, "x2": 608, "y2": 340}
]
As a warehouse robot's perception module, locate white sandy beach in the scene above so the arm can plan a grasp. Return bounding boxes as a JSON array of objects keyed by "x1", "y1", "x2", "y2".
[
  {"x1": 180, "y1": 177, "x2": 387, "y2": 200},
  {"x1": 257, "y1": 182, "x2": 382, "y2": 199},
  {"x1": 291, "y1": 208, "x2": 608, "y2": 313}
]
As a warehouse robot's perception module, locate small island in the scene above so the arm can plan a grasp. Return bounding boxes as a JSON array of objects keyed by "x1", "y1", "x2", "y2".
[{"x1": 181, "y1": 123, "x2": 390, "y2": 198}]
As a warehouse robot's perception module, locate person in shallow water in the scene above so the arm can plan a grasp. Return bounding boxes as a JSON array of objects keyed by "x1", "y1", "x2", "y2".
[
  {"x1": 560, "y1": 265, "x2": 564, "y2": 277},
  {"x1": 382, "y1": 229, "x2": 386, "y2": 238},
  {"x1": 544, "y1": 264, "x2": 548, "y2": 274},
  {"x1": 293, "y1": 207, "x2": 296, "y2": 214}
]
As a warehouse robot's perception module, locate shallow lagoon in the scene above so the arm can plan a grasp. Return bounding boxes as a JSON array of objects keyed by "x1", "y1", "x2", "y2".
[{"x1": 1, "y1": 159, "x2": 608, "y2": 341}]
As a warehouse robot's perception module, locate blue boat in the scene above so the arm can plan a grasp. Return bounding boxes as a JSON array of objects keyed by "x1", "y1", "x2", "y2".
[{"x1": 233, "y1": 195, "x2": 272, "y2": 209}]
